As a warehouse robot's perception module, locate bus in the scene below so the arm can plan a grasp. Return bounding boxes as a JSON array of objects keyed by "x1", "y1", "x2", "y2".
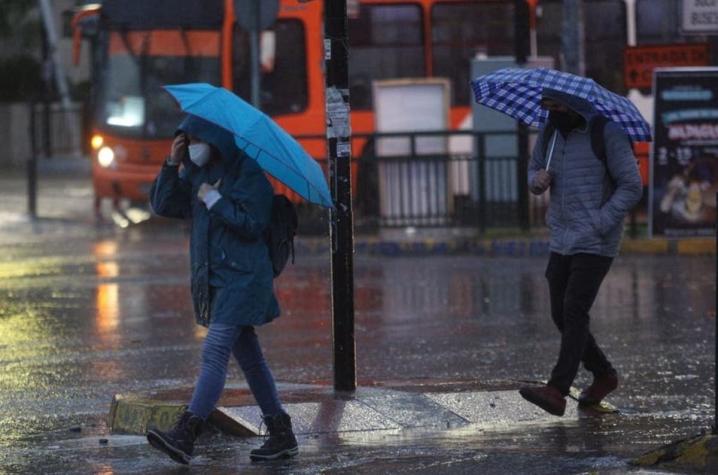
[{"x1": 71, "y1": 0, "x2": 708, "y2": 217}]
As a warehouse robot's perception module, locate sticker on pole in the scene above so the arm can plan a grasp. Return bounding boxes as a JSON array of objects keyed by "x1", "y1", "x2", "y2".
[{"x1": 326, "y1": 87, "x2": 351, "y2": 139}]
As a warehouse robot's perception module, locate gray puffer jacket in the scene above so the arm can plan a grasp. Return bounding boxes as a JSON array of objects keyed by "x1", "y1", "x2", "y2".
[{"x1": 528, "y1": 89, "x2": 643, "y2": 257}]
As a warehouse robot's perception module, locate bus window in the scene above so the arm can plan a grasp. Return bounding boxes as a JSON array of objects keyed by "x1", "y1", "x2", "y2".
[
  {"x1": 233, "y1": 20, "x2": 308, "y2": 116},
  {"x1": 96, "y1": 30, "x2": 221, "y2": 139},
  {"x1": 348, "y1": 4, "x2": 425, "y2": 110},
  {"x1": 536, "y1": 0, "x2": 626, "y2": 94},
  {"x1": 431, "y1": 1, "x2": 514, "y2": 106},
  {"x1": 637, "y1": 0, "x2": 681, "y2": 44}
]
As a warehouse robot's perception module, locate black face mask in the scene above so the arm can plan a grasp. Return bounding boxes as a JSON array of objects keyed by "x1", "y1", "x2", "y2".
[{"x1": 549, "y1": 111, "x2": 582, "y2": 133}]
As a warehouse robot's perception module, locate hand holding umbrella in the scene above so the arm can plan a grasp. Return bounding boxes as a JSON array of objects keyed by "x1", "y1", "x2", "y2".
[
  {"x1": 530, "y1": 169, "x2": 552, "y2": 195},
  {"x1": 163, "y1": 83, "x2": 333, "y2": 208}
]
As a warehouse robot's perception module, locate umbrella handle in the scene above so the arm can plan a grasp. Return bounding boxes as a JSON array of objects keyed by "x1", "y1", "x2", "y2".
[{"x1": 545, "y1": 130, "x2": 558, "y2": 171}]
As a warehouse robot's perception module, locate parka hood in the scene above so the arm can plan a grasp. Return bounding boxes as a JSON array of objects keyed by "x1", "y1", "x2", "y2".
[
  {"x1": 542, "y1": 88, "x2": 600, "y2": 123},
  {"x1": 176, "y1": 114, "x2": 239, "y2": 163}
]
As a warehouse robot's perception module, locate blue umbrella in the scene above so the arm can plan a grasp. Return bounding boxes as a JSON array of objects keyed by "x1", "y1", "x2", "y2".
[
  {"x1": 164, "y1": 83, "x2": 333, "y2": 208},
  {"x1": 471, "y1": 68, "x2": 652, "y2": 142}
]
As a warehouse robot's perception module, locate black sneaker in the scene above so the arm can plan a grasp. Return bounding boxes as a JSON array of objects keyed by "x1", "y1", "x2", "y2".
[
  {"x1": 146, "y1": 410, "x2": 203, "y2": 465},
  {"x1": 250, "y1": 412, "x2": 299, "y2": 461}
]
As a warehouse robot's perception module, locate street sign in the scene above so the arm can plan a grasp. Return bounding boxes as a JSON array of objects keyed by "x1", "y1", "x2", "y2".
[
  {"x1": 234, "y1": 0, "x2": 279, "y2": 31},
  {"x1": 682, "y1": 0, "x2": 718, "y2": 34},
  {"x1": 624, "y1": 43, "x2": 710, "y2": 90}
]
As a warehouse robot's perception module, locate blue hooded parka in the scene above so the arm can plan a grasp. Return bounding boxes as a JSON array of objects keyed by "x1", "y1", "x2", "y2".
[{"x1": 150, "y1": 114, "x2": 280, "y2": 327}]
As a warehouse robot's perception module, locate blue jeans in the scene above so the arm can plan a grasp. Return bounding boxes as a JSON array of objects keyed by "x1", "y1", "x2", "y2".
[{"x1": 188, "y1": 323, "x2": 283, "y2": 420}]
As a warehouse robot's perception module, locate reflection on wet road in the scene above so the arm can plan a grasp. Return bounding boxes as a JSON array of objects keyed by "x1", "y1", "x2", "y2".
[{"x1": 0, "y1": 220, "x2": 714, "y2": 473}]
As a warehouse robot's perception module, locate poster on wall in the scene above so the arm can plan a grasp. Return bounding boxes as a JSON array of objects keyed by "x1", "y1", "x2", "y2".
[{"x1": 650, "y1": 67, "x2": 718, "y2": 238}]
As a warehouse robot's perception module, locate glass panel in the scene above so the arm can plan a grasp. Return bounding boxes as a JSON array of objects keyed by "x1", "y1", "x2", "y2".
[
  {"x1": 431, "y1": 1, "x2": 514, "y2": 106},
  {"x1": 536, "y1": 0, "x2": 626, "y2": 94},
  {"x1": 233, "y1": 20, "x2": 308, "y2": 116},
  {"x1": 348, "y1": 4, "x2": 425, "y2": 110},
  {"x1": 637, "y1": 0, "x2": 681, "y2": 44}
]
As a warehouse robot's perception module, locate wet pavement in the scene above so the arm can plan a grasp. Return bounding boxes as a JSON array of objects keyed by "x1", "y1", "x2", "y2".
[{"x1": 0, "y1": 174, "x2": 715, "y2": 473}]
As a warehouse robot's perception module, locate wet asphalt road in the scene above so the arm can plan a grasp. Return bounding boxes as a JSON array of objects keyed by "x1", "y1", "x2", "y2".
[{"x1": 0, "y1": 175, "x2": 715, "y2": 474}]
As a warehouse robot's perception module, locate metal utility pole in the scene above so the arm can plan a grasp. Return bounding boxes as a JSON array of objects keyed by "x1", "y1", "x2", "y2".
[
  {"x1": 233, "y1": 0, "x2": 280, "y2": 108},
  {"x1": 28, "y1": 102, "x2": 38, "y2": 219},
  {"x1": 249, "y1": 1, "x2": 261, "y2": 107},
  {"x1": 38, "y1": 0, "x2": 72, "y2": 110},
  {"x1": 715, "y1": 191, "x2": 717, "y2": 435},
  {"x1": 323, "y1": 0, "x2": 356, "y2": 392},
  {"x1": 527, "y1": 0, "x2": 539, "y2": 58},
  {"x1": 515, "y1": 0, "x2": 531, "y2": 231},
  {"x1": 561, "y1": 0, "x2": 586, "y2": 75}
]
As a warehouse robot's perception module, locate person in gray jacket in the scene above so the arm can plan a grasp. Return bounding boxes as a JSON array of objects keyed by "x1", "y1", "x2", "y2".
[{"x1": 519, "y1": 88, "x2": 643, "y2": 416}]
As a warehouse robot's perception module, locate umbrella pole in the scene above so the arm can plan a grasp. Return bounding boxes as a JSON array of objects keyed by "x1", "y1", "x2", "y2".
[
  {"x1": 324, "y1": 0, "x2": 356, "y2": 392},
  {"x1": 545, "y1": 130, "x2": 558, "y2": 171}
]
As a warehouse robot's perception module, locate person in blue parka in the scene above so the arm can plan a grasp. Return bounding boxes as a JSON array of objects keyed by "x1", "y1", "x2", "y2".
[{"x1": 145, "y1": 114, "x2": 298, "y2": 464}]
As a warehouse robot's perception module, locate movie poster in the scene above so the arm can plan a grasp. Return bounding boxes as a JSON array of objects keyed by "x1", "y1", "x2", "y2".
[{"x1": 650, "y1": 68, "x2": 718, "y2": 237}]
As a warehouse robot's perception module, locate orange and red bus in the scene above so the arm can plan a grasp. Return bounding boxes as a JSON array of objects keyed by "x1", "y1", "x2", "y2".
[{"x1": 72, "y1": 0, "x2": 694, "y2": 212}]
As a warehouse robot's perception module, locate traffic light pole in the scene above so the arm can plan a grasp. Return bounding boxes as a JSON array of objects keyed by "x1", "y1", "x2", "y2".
[{"x1": 324, "y1": 0, "x2": 356, "y2": 392}]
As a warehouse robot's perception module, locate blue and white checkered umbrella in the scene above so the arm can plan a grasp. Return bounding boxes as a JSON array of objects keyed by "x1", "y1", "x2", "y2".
[{"x1": 471, "y1": 68, "x2": 652, "y2": 142}]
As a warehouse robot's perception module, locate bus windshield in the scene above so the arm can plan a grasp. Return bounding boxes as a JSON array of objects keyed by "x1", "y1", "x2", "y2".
[
  {"x1": 96, "y1": 30, "x2": 221, "y2": 138},
  {"x1": 431, "y1": 1, "x2": 514, "y2": 106},
  {"x1": 348, "y1": 3, "x2": 425, "y2": 110}
]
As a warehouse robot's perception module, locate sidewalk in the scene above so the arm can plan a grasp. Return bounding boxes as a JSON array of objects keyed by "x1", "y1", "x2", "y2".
[
  {"x1": 106, "y1": 379, "x2": 716, "y2": 472},
  {"x1": 109, "y1": 380, "x2": 594, "y2": 438}
]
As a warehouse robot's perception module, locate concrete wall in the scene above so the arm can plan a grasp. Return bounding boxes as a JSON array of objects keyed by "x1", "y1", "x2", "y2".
[{"x1": 0, "y1": 102, "x2": 83, "y2": 169}]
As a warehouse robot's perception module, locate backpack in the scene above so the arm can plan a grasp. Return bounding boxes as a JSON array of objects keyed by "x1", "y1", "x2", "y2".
[{"x1": 265, "y1": 194, "x2": 298, "y2": 277}]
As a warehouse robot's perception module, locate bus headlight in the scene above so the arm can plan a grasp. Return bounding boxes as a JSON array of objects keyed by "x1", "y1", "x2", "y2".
[
  {"x1": 91, "y1": 134, "x2": 104, "y2": 150},
  {"x1": 97, "y1": 146, "x2": 115, "y2": 168}
]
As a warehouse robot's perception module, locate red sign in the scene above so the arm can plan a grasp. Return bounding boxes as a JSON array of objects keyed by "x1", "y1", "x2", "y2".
[{"x1": 624, "y1": 43, "x2": 710, "y2": 89}]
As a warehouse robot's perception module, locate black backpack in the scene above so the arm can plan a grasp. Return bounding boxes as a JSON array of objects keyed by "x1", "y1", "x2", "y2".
[{"x1": 265, "y1": 194, "x2": 298, "y2": 277}]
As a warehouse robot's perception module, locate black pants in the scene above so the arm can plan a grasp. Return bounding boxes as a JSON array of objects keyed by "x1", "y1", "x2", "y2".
[{"x1": 546, "y1": 252, "x2": 614, "y2": 395}]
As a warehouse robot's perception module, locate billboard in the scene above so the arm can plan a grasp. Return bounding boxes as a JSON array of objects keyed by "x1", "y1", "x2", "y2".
[
  {"x1": 650, "y1": 68, "x2": 718, "y2": 237},
  {"x1": 682, "y1": 0, "x2": 718, "y2": 34},
  {"x1": 624, "y1": 43, "x2": 710, "y2": 90}
]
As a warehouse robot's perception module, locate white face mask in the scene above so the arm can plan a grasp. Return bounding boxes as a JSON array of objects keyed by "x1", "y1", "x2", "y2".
[{"x1": 188, "y1": 142, "x2": 211, "y2": 167}]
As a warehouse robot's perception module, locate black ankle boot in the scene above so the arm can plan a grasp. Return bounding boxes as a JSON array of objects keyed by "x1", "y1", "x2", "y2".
[
  {"x1": 147, "y1": 410, "x2": 203, "y2": 465},
  {"x1": 250, "y1": 412, "x2": 299, "y2": 461}
]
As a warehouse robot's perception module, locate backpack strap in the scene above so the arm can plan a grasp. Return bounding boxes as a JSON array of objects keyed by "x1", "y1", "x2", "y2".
[{"x1": 590, "y1": 115, "x2": 609, "y2": 163}]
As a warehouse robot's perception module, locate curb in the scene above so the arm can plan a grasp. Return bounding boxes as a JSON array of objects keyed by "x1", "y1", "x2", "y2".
[
  {"x1": 108, "y1": 395, "x2": 186, "y2": 436},
  {"x1": 108, "y1": 381, "x2": 617, "y2": 438},
  {"x1": 295, "y1": 237, "x2": 715, "y2": 257},
  {"x1": 631, "y1": 432, "x2": 718, "y2": 471},
  {"x1": 108, "y1": 394, "x2": 255, "y2": 437}
]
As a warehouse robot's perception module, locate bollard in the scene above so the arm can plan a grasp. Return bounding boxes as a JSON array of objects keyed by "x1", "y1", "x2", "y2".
[{"x1": 27, "y1": 101, "x2": 38, "y2": 219}]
